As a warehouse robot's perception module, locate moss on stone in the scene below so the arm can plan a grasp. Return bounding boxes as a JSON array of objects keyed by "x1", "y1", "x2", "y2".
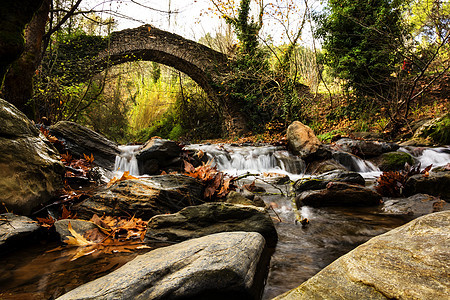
[
  {"x1": 380, "y1": 152, "x2": 414, "y2": 171},
  {"x1": 426, "y1": 114, "x2": 450, "y2": 145}
]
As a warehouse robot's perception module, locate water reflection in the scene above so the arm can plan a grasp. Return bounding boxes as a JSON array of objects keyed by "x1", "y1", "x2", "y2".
[{"x1": 262, "y1": 195, "x2": 411, "y2": 299}]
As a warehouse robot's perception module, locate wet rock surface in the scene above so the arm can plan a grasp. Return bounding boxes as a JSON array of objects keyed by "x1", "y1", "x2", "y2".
[
  {"x1": 136, "y1": 138, "x2": 182, "y2": 174},
  {"x1": 50, "y1": 121, "x2": 120, "y2": 170},
  {"x1": 73, "y1": 175, "x2": 204, "y2": 219},
  {"x1": 54, "y1": 219, "x2": 99, "y2": 242},
  {"x1": 381, "y1": 194, "x2": 449, "y2": 216},
  {"x1": 404, "y1": 172, "x2": 450, "y2": 200},
  {"x1": 145, "y1": 202, "x2": 278, "y2": 248},
  {"x1": 274, "y1": 211, "x2": 450, "y2": 300},
  {"x1": 333, "y1": 138, "x2": 399, "y2": 158},
  {"x1": 0, "y1": 99, "x2": 65, "y2": 215},
  {"x1": 0, "y1": 213, "x2": 40, "y2": 251},
  {"x1": 296, "y1": 182, "x2": 382, "y2": 208},
  {"x1": 294, "y1": 170, "x2": 365, "y2": 193},
  {"x1": 57, "y1": 232, "x2": 270, "y2": 300}
]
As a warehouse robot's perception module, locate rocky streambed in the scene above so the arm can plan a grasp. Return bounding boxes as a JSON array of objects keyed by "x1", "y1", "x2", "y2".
[{"x1": 1, "y1": 98, "x2": 449, "y2": 299}]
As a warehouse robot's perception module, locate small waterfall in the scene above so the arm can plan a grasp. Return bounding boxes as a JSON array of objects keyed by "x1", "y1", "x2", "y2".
[
  {"x1": 114, "y1": 145, "x2": 140, "y2": 176},
  {"x1": 184, "y1": 144, "x2": 305, "y2": 176},
  {"x1": 401, "y1": 146, "x2": 450, "y2": 168}
]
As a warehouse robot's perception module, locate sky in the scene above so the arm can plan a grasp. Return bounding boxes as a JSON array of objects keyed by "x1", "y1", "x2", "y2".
[{"x1": 81, "y1": 0, "x2": 322, "y2": 47}]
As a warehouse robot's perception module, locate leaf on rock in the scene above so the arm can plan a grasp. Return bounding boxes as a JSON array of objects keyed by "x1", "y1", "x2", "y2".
[
  {"x1": 107, "y1": 171, "x2": 139, "y2": 188},
  {"x1": 64, "y1": 222, "x2": 95, "y2": 246}
]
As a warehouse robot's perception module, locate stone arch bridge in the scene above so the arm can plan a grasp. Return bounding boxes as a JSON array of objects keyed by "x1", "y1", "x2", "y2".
[{"x1": 92, "y1": 25, "x2": 244, "y2": 133}]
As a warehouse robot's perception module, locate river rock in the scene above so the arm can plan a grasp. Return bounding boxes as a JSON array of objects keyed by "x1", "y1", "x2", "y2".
[
  {"x1": 49, "y1": 121, "x2": 120, "y2": 170},
  {"x1": 0, "y1": 99, "x2": 65, "y2": 215},
  {"x1": 73, "y1": 175, "x2": 203, "y2": 219},
  {"x1": 310, "y1": 159, "x2": 347, "y2": 174},
  {"x1": 274, "y1": 211, "x2": 450, "y2": 300},
  {"x1": 0, "y1": 213, "x2": 40, "y2": 251},
  {"x1": 136, "y1": 138, "x2": 182, "y2": 175},
  {"x1": 57, "y1": 231, "x2": 270, "y2": 300},
  {"x1": 226, "y1": 191, "x2": 266, "y2": 207},
  {"x1": 333, "y1": 138, "x2": 399, "y2": 158},
  {"x1": 296, "y1": 182, "x2": 382, "y2": 207},
  {"x1": 404, "y1": 172, "x2": 450, "y2": 200},
  {"x1": 145, "y1": 202, "x2": 278, "y2": 248},
  {"x1": 374, "y1": 151, "x2": 414, "y2": 171},
  {"x1": 294, "y1": 170, "x2": 365, "y2": 193},
  {"x1": 286, "y1": 121, "x2": 321, "y2": 158},
  {"x1": 331, "y1": 150, "x2": 377, "y2": 172},
  {"x1": 381, "y1": 194, "x2": 449, "y2": 217}
]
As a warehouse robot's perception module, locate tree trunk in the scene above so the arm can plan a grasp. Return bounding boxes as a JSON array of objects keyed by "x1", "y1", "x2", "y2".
[
  {"x1": 1, "y1": 0, "x2": 50, "y2": 116},
  {"x1": 0, "y1": 0, "x2": 44, "y2": 87}
]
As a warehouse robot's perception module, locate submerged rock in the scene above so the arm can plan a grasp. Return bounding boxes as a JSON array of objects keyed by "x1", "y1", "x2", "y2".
[
  {"x1": 404, "y1": 172, "x2": 450, "y2": 200},
  {"x1": 381, "y1": 194, "x2": 449, "y2": 217},
  {"x1": 50, "y1": 121, "x2": 120, "y2": 170},
  {"x1": 296, "y1": 182, "x2": 382, "y2": 208},
  {"x1": 145, "y1": 202, "x2": 278, "y2": 248},
  {"x1": 294, "y1": 170, "x2": 365, "y2": 193},
  {"x1": 274, "y1": 211, "x2": 450, "y2": 300},
  {"x1": 0, "y1": 213, "x2": 40, "y2": 251},
  {"x1": 0, "y1": 99, "x2": 65, "y2": 215},
  {"x1": 286, "y1": 121, "x2": 321, "y2": 158},
  {"x1": 73, "y1": 175, "x2": 203, "y2": 219},
  {"x1": 57, "y1": 231, "x2": 270, "y2": 300}
]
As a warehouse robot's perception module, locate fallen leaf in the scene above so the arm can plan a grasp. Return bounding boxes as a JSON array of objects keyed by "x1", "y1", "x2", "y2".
[{"x1": 64, "y1": 222, "x2": 95, "y2": 246}]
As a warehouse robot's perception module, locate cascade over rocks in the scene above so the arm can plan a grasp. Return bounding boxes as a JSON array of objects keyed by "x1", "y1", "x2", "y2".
[
  {"x1": 0, "y1": 99, "x2": 64, "y2": 215},
  {"x1": 57, "y1": 231, "x2": 270, "y2": 300},
  {"x1": 136, "y1": 138, "x2": 182, "y2": 174},
  {"x1": 0, "y1": 213, "x2": 40, "y2": 251},
  {"x1": 274, "y1": 211, "x2": 450, "y2": 300},
  {"x1": 294, "y1": 170, "x2": 365, "y2": 193},
  {"x1": 49, "y1": 121, "x2": 120, "y2": 170},
  {"x1": 296, "y1": 182, "x2": 382, "y2": 208},
  {"x1": 145, "y1": 202, "x2": 278, "y2": 248},
  {"x1": 286, "y1": 121, "x2": 321, "y2": 158},
  {"x1": 73, "y1": 175, "x2": 203, "y2": 219},
  {"x1": 333, "y1": 138, "x2": 399, "y2": 158}
]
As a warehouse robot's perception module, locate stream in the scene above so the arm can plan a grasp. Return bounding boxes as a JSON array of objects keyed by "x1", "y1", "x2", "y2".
[{"x1": 1, "y1": 143, "x2": 449, "y2": 299}]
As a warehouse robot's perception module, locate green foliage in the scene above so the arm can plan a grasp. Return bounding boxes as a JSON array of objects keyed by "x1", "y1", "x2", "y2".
[
  {"x1": 423, "y1": 113, "x2": 450, "y2": 145},
  {"x1": 317, "y1": 130, "x2": 345, "y2": 143},
  {"x1": 315, "y1": 0, "x2": 405, "y2": 99}
]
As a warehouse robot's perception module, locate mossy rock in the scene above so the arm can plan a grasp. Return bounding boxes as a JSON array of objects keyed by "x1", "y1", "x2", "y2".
[
  {"x1": 379, "y1": 151, "x2": 414, "y2": 171},
  {"x1": 415, "y1": 114, "x2": 450, "y2": 145}
]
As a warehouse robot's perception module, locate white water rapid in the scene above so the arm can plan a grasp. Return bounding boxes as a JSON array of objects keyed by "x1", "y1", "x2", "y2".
[{"x1": 400, "y1": 146, "x2": 450, "y2": 168}]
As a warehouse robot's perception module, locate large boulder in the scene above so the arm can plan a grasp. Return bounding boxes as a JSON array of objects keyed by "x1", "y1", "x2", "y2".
[
  {"x1": 286, "y1": 121, "x2": 321, "y2": 158},
  {"x1": 136, "y1": 138, "x2": 182, "y2": 175},
  {"x1": 274, "y1": 211, "x2": 450, "y2": 300},
  {"x1": 296, "y1": 182, "x2": 382, "y2": 208},
  {"x1": 49, "y1": 121, "x2": 120, "y2": 170},
  {"x1": 404, "y1": 172, "x2": 450, "y2": 200},
  {"x1": 294, "y1": 170, "x2": 365, "y2": 193},
  {"x1": 0, "y1": 213, "x2": 40, "y2": 251},
  {"x1": 145, "y1": 203, "x2": 278, "y2": 248},
  {"x1": 73, "y1": 175, "x2": 203, "y2": 219},
  {"x1": 0, "y1": 99, "x2": 65, "y2": 215},
  {"x1": 57, "y1": 231, "x2": 270, "y2": 300},
  {"x1": 411, "y1": 113, "x2": 450, "y2": 145},
  {"x1": 333, "y1": 138, "x2": 399, "y2": 158}
]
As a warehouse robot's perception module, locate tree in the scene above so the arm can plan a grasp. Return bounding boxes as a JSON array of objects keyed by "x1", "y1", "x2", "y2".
[{"x1": 315, "y1": 0, "x2": 405, "y2": 99}]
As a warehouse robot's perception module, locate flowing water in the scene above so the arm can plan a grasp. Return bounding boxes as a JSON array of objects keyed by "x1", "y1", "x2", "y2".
[{"x1": 1, "y1": 143, "x2": 449, "y2": 299}]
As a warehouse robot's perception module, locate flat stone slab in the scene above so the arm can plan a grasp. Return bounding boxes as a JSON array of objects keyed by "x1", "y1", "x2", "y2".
[
  {"x1": 57, "y1": 231, "x2": 269, "y2": 300},
  {"x1": 274, "y1": 211, "x2": 450, "y2": 299},
  {"x1": 0, "y1": 213, "x2": 40, "y2": 250}
]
